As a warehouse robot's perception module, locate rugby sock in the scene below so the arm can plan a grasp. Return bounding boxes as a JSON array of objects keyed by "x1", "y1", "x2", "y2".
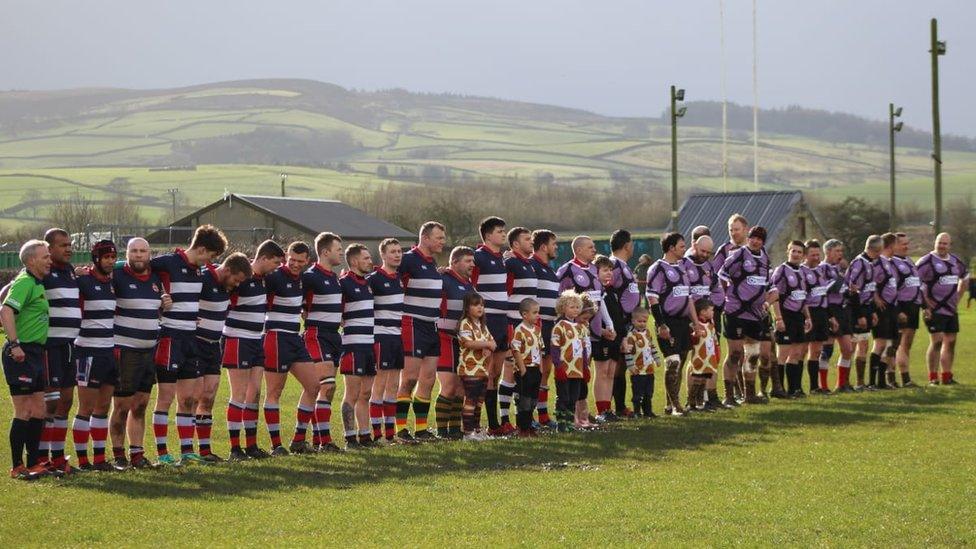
[
  {"x1": 434, "y1": 395, "x2": 452, "y2": 432},
  {"x1": 112, "y1": 446, "x2": 125, "y2": 461},
  {"x1": 358, "y1": 429, "x2": 372, "y2": 445},
  {"x1": 383, "y1": 400, "x2": 397, "y2": 440},
  {"x1": 25, "y1": 418, "x2": 43, "y2": 467},
  {"x1": 152, "y1": 411, "x2": 169, "y2": 456},
  {"x1": 901, "y1": 372, "x2": 912, "y2": 384},
  {"x1": 369, "y1": 400, "x2": 383, "y2": 440},
  {"x1": 176, "y1": 413, "x2": 195, "y2": 454},
  {"x1": 264, "y1": 405, "x2": 282, "y2": 448},
  {"x1": 9, "y1": 418, "x2": 28, "y2": 468},
  {"x1": 243, "y1": 403, "x2": 259, "y2": 448},
  {"x1": 807, "y1": 360, "x2": 820, "y2": 391},
  {"x1": 38, "y1": 418, "x2": 53, "y2": 464},
  {"x1": 819, "y1": 368, "x2": 829, "y2": 390},
  {"x1": 395, "y1": 395, "x2": 411, "y2": 432},
  {"x1": 928, "y1": 371, "x2": 938, "y2": 383},
  {"x1": 90, "y1": 414, "x2": 109, "y2": 464},
  {"x1": 868, "y1": 353, "x2": 881, "y2": 386},
  {"x1": 129, "y1": 445, "x2": 144, "y2": 463},
  {"x1": 837, "y1": 358, "x2": 851, "y2": 389},
  {"x1": 314, "y1": 400, "x2": 332, "y2": 445},
  {"x1": 227, "y1": 401, "x2": 245, "y2": 450},
  {"x1": 50, "y1": 416, "x2": 68, "y2": 465},
  {"x1": 485, "y1": 389, "x2": 499, "y2": 429},
  {"x1": 498, "y1": 381, "x2": 516, "y2": 425},
  {"x1": 537, "y1": 385, "x2": 551, "y2": 424},
  {"x1": 941, "y1": 371, "x2": 953, "y2": 384},
  {"x1": 72, "y1": 414, "x2": 90, "y2": 466},
  {"x1": 412, "y1": 396, "x2": 431, "y2": 433},
  {"x1": 855, "y1": 357, "x2": 867, "y2": 386},
  {"x1": 292, "y1": 405, "x2": 313, "y2": 444},
  {"x1": 196, "y1": 414, "x2": 213, "y2": 455},
  {"x1": 596, "y1": 400, "x2": 611, "y2": 415},
  {"x1": 345, "y1": 427, "x2": 357, "y2": 446}
]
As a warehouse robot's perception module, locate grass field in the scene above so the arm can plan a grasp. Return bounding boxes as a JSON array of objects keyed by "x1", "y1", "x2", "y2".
[{"x1": 1, "y1": 309, "x2": 975, "y2": 546}]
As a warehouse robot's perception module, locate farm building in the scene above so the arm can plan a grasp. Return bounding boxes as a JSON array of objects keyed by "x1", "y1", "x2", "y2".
[
  {"x1": 669, "y1": 191, "x2": 826, "y2": 253},
  {"x1": 148, "y1": 194, "x2": 414, "y2": 253}
]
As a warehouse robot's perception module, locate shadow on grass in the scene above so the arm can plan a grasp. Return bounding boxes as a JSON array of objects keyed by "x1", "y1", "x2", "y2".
[{"x1": 57, "y1": 385, "x2": 975, "y2": 499}]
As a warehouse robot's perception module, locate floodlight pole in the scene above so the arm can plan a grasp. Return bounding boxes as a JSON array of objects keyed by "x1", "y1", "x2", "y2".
[
  {"x1": 930, "y1": 18, "x2": 945, "y2": 235},
  {"x1": 889, "y1": 103, "x2": 897, "y2": 231},
  {"x1": 671, "y1": 85, "x2": 679, "y2": 231}
]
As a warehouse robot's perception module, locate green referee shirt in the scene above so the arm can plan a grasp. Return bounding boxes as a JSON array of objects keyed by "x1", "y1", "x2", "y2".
[{"x1": 2, "y1": 270, "x2": 49, "y2": 344}]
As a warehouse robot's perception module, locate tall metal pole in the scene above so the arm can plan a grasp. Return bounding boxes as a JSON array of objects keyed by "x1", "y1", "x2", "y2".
[
  {"x1": 720, "y1": 0, "x2": 728, "y2": 192},
  {"x1": 751, "y1": 0, "x2": 759, "y2": 190},
  {"x1": 671, "y1": 85, "x2": 679, "y2": 231},
  {"x1": 889, "y1": 103, "x2": 896, "y2": 231},
  {"x1": 930, "y1": 18, "x2": 944, "y2": 235}
]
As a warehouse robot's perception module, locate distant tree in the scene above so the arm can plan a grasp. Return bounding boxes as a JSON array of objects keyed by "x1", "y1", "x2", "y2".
[
  {"x1": 50, "y1": 192, "x2": 97, "y2": 236},
  {"x1": 818, "y1": 196, "x2": 888, "y2": 256},
  {"x1": 20, "y1": 189, "x2": 43, "y2": 218},
  {"x1": 100, "y1": 194, "x2": 145, "y2": 229},
  {"x1": 946, "y1": 195, "x2": 976, "y2": 267},
  {"x1": 376, "y1": 164, "x2": 389, "y2": 178}
]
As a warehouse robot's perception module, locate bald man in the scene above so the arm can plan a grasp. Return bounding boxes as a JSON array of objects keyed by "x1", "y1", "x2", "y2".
[
  {"x1": 917, "y1": 233, "x2": 969, "y2": 385},
  {"x1": 682, "y1": 234, "x2": 727, "y2": 409}
]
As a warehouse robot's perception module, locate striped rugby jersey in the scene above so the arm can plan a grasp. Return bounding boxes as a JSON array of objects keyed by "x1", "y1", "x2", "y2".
[
  {"x1": 398, "y1": 246, "x2": 442, "y2": 323},
  {"x1": 75, "y1": 270, "x2": 115, "y2": 349},
  {"x1": 265, "y1": 266, "x2": 303, "y2": 333},
  {"x1": 530, "y1": 254, "x2": 559, "y2": 323},
  {"x1": 151, "y1": 249, "x2": 203, "y2": 333},
  {"x1": 197, "y1": 264, "x2": 230, "y2": 342},
  {"x1": 339, "y1": 272, "x2": 374, "y2": 350},
  {"x1": 303, "y1": 263, "x2": 342, "y2": 332},
  {"x1": 366, "y1": 267, "x2": 402, "y2": 337},
  {"x1": 42, "y1": 262, "x2": 81, "y2": 345},
  {"x1": 505, "y1": 251, "x2": 537, "y2": 323},
  {"x1": 223, "y1": 274, "x2": 266, "y2": 339},
  {"x1": 437, "y1": 269, "x2": 475, "y2": 335},
  {"x1": 112, "y1": 265, "x2": 162, "y2": 349},
  {"x1": 472, "y1": 245, "x2": 509, "y2": 318}
]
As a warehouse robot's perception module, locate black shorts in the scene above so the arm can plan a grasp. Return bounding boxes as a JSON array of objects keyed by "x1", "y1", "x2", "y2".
[
  {"x1": 485, "y1": 315, "x2": 510, "y2": 352},
  {"x1": 898, "y1": 302, "x2": 920, "y2": 331},
  {"x1": 74, "y1": 346, "x2": 118, "y2": 389},
  {"x1": 375, "y1": 335, "x2": 404, "y2": 371},
  {"x1": 608, "y1": 335, "x2": 624, "y2": 362},
  {"x1": 193, "y1": 339, "x2": 222, "y2": 376},
  {"x1": 339, "y1": 349, "x2": 377, "y2": 377},
  {"x1": 155, "y1": 331, "x2": 201, "y2": 382},
  {"x1": 115, "y1": 347, "x2": 156, "y2": 397},
  {"x1": 872, "y1": 305, "x2": 900, "y2": 341},
  {"x1": 402, "y1": 317, "x2": 441, "y2": 359},
  {"x1": 925, "y1": 313, "x2": 959, "y2": 335},
  {"x1": 657, "y1": 315, "x2": 691, "y2": 357},
  {"x1": 540, "y1": 320, "x2": 554, "y2": 354},
  {"x1": 806, "y1": 308, "x2": 830, "y2": 343},
  {"x1": 852, "y1": 303, "x2": 875, "y2": 335},
  {"x1": 303, "y1": 327, "x2": 341, "y2": 364},
  {"x1": 437, "y1": 332, "x2": 459, "y2": 373},
  {"x1": 591, "y1": 339, "x2": 612, "y2": 361},
  {"x1": 263, "y1": 331, "x2": 312, "y2": 373},
  {"x1": 44, "y1": 342, "x2": 75, "y2": 389},
  {"x1": 221, "y1": 336, "x2": 264, "y2": 370},
  {"x1": 723, "y1": 315, "x2": 768, "y2": 341},
  {"x1": 775, "y1": 310, "x2": 807, "y2": 346},
  {"x1": 829, "y1": 305, "x2": 853, "y2": 337},
  {"x1": 3, "y1": 342, "x2": 46, "y2": 396}
]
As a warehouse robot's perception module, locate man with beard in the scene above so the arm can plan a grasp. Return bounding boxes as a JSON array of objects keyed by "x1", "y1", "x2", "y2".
[
  {"x1": 917, "y1": 233, "x2": 969, "y2": 385},
  {"x1": 529, "y1": 230, "x2": 560, "y2": 428}
]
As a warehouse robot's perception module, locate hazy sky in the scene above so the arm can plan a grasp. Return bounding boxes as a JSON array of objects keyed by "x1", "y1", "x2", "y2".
[{"x1": 3, "y1": 1, "x2": 974, "y2": 135}]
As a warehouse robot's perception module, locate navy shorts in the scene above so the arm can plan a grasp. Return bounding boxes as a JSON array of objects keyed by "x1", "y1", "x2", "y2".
[
  {"x1": 115, "y1": 347, "x2": 156, "y2": 397},
  {"x1": 485, "y1": 314, "x2": 510, "y2": 352},
  {"x1": 45, "y1": 342, "x2": 76, "y2": 389},
  {"x1": 155, "y1": 330, "x2": 201, "y2": 382},
  {"x1": 402, "y1": 316, "x2": 441, "y2": 359},
  {"x1": 303, "y1": 326, "x2": 342, "y2": 364},
  {"x1": 3, "y1": 342, "x2": 46, "y2": 396},
  {"x1": 193, "y1": 339, "x2": 222, "y2": 376},
  {"x1": 74, "y1": 346, "x2": 118, "y2": 389},
  {"x1": 264, "y1": 331, "x2": 311, "y2": 373},
  {"x1": 340, "y1": 349, "x2": 377, "y2": 377},
  {"x1": 375, "y1": 335, "x2": 404, "y2": 371},
  {"x1": 221, "y1": 336, "x2": 264, "y2": 370},
  {"x1": 437, "y1": 331, "x2": 460, "y2": 373}
]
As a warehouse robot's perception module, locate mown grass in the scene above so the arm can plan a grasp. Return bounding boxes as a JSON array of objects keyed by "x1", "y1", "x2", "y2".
[{"x1": 1, "y1": 308, "x2": 974, "y2": 546}]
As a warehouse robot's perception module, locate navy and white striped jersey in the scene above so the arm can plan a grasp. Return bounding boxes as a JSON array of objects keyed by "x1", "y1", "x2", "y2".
[
  {"x1": 530, "y1": 254, "x2": 559, "y2": 323},
  {"x1": 437, "y1": 269, "x2": 475, "y2": 335},
  {"x1": 43, "y1": 262, "x2": 81, "y2": 346},
  {"x1": 75, "y1": 271, "x2": 115, "y2": 349},
  {"x1": 112, "y1": 265, "x2": 162, "y2": 349},
  {"x1": 151, "y1": 249, "x2": 202, "y2": 333},
  {"x1": 223, "y1": 275, "x2": 266, "y2": 339},
  {"x1": 265, "y1": 266, "x2": 303, "y2": 333},
  {"x1": 340, "y1": 272, "x2": 374, "y2": 350},
  {"x1": 398, "y1": 246, "x2": 442, "y2": 323},
  {"x1": 505, "y1": 252, "x2": 537, "y2": 323},
  {"x1": 366, "y1": 267, "x2": 402, "y2": 337},
  {"x1": 197, "y1": 264, "x2": 230, "y2": 342},
  {"x1": 472, "y1": 245, "x2": 509, "y2": 318},
  {"x1": 303, "y1": 264, "x2": 342, "y2": 332}
]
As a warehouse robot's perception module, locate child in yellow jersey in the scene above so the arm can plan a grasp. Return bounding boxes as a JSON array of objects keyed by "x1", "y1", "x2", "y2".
[
  {"x1": 575, "y1": 293, "x2": 598, "y2": 429},
  {"x1": 622, "y1": 307, "x2": 662, "y2": 418},
  {"x1": 457, "y1": 293, "x2": 496, "y2": 440},
  {"x1": 550, "y1": 290, "x2": 585, "y2": 433},
  {"x1": 687, "y1": 299, "x2": 720, "y2": 412},
  {"x1": 510, "y1": 298, "x2": 543, "y2": 437}
]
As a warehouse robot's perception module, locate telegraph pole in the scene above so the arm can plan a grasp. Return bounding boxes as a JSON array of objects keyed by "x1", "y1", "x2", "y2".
[
  {"x1": 930, "y1": 18, "x2": 946, "y2": 234},
  {"x1": 671, "y1": 86, "x2": 686, "y2": 231},
  {"x1": 889, "y1": 103, "x2": 902, "y2": 231}
]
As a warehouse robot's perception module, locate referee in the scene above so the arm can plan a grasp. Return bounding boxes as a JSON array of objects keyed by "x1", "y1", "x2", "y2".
[{"x1": 1, "y1": 240, "x2": 53, "y2": 480}]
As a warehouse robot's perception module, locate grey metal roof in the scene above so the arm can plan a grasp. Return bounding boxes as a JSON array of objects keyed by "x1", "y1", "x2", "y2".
[
  {"x1": 232, "y1": 194, "x2": 413, "y2": 239},
  {"x1": 669, "y1": 191, "x2": 806, "y2": 248}
]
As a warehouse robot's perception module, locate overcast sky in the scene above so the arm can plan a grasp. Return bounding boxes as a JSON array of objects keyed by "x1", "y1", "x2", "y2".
[{"x1": 2, "y1": 1, "x2": 973, "y2": 135}]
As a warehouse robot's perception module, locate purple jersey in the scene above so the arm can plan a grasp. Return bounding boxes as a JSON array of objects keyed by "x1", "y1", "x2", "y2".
[
  {"x1": 874, "y1": 256, "x2": 899, "y2": 306},
  {"x1": 820, "y1": 262, "x2": 846, "y2": 307},
  {"x1": 891, "y1": 255, "x2": 922, "y2": 305},
  {"x1": 609, "y1": 255, "x2": 640, "y2": 315},
  {"x1": 770, "y1": 262, "x2": 807, "y2": 313},
  {"x1": 719, "y1": 246, "x2": 770, "y2": 321},
  {"x1": 845, "y1": 253, "x2": 876, "y2": 306},
  {"x1": 557, "y1": 259, "x2": 612, "y2": 337},
  {"x1": 645, "y1": 259, "x2": 691, "y2": 318},
  {"x1": 917, "y1": 252, "x2": 969, "y2": 316},
  {"x1": 681, "y1": 256, "x2": 718, "y2": 305},
  {"x1": 801, "y1": 264, "x2": 830, "y2": 309}
]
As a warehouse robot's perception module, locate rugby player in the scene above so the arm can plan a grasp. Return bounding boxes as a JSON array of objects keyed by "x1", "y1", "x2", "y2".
[
  {"x1": 529, "y1": 230, "x2": 560, "y2": 429},
  {"x1": 714, "y1": 215, "x2": 749, "y2": 405},
  {"x1": 505, "y1": 226, "x2": 539, "y2": 424},
  {"x1": 338, "y1": 244, "x2": 377, "y2": 448},
  {"x1": 770, "y1": 240, "x2": 813, "y2": 398},
  {"x1": 869, "y1": 233, "x2": 900, "y2": 390},
  {"x1": 821, "y1": 239, "x2": 856, "y2": 392},
  {"x1": 801, "y1": 240, "x2": 833, "y2": 394},
  {"x1": 366, "y1": 238, "x2": 405, "y2": 443},
  {"x1": 917, "y1": 232, "x2": 968, "y2": 385},
  {"x1": 608, "y1": 229, "x2": 640, "y2": 417},
  {"x1": 435, "y1": 246, "x2": 476, "y2": 440},
  {"x1": 892, "y1": 232, "x2": 921, "y2": 388},
  {"x1": 846, "y1": 235, "x2": 881, "y2": 391}
]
